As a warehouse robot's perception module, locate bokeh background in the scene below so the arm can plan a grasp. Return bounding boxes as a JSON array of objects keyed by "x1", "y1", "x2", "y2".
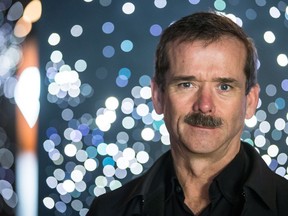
[{"x1": 0, "y1": 0, "x2": 288, "y2": 216}]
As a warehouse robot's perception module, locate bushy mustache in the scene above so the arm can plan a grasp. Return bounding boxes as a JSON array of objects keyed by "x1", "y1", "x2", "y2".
[{"x1": 184, "y1": 113, "x2": 223, "y2": 128}]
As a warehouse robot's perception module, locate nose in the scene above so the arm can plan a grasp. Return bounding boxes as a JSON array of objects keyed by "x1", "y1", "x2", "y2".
[{"x1": 192, "y1": 85, "x2": 215, "y2": 114}]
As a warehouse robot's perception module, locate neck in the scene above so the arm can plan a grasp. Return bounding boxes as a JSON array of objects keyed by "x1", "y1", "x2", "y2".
[{"x1": 171, "y1": 141, "x2": 241, "y2": 214}]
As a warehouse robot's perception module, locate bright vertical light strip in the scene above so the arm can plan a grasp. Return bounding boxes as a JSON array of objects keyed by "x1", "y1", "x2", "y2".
[
  {"x1": 15, "y1": 38, "x2": 40, "y2": 216},
  {"x1": 16, "y1": 152, "x2": 38, "y2": 216},
  {"x1": 14, "y1": 66, "x2": 40, "y2": 216}
]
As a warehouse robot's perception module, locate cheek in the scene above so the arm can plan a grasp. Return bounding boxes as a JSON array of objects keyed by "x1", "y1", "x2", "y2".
[
  {"x1": 163, "y1": 98, "x2": 186, "y2": 124},
  {"x1": 219, "y1": 98, "x2": 247, "y2": 125}
]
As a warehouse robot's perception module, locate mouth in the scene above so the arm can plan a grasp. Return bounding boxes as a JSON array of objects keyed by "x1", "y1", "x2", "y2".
[{"x1": 188, "y1": 124, "x2": 219, "y2": 130}]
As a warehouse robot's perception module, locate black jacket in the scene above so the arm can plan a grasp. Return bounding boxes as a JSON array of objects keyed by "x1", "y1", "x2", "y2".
[{"x1": 87, "y1": 142, "x2": 288, "y2": 215}]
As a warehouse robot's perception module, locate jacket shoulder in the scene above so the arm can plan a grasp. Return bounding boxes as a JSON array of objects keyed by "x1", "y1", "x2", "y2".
[
  {"x1": 86, "y1": 173, "x2": 147, "y2": 215},
  {"x1": 87, "y1": 151, "x2": 172, "y2": 215}
]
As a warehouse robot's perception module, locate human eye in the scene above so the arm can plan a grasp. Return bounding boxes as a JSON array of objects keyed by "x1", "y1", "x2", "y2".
[
  {"x1": 178, "y1": 82, "x2": 193, "y2": 89},
  {"x1": 218, "y1": 83, "x2": 232, "y2": 91}
]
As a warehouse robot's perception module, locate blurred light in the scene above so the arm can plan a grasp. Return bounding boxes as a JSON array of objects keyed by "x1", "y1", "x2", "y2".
[
  {"x1": 46, "y1": 176, "x2": 57, "y2": 189},
  {"x1": 115, "y1": 168, "x2": 127, "y2": 179},
  {"x1": 14, "y1": 17, "x2": 32, "y2": 38},
  {"x1": 7, "y1": 2, "x2": 23, "y2": 21},
  {"x1": 275, "y1": 97, "x2": 285, "y2": 110},
  {"x1": 150, "y1": 24, "x2": 162, "y2": 36},
  {"x1": 266, "y1": 84, "x2": 277, "y2": 96},
  {"x1": 62, "y1": 109, "x2": 74, "y2": 121},
  {"x1": 4, "y1": 77, "x2": 17, "y2": 98},
  {"x1": 71, "y1": 25, "x2": 83, "y2": 37},
  {"x1": 48, "y1": 33, "x2": 61, "y2": 46},
  {"x1": 270, "y1": 6, "x2": 281, "y2": 18},
  {"x1": 255, "y1": 135, "x2": 266, "y2": 147},
  {"x1": 131, "y1": 86, "x2": 141, "y2": 98},
  {"x1": 122, "y1": 2, "x2": 135, "y2": 14},
  {"x1": 16, "y1": 152, "x2": 38, "y2": 216},
  {"x1": 281, "y1": 79, "x2": 288, "y2": 92},
  {"x1": 214, "y1": 0, "x2": 226, "y2": 11},
  {"x1": 116, "y1": 157, "x2": 129, "y2": 169},
  {"x1": 140, "y1": 86, "x2": 151, "y2": 99},
  {"x1": 76, "y1": 150, "x2": 88, "y2": 162},
  {"x1": 255, "y1": 0, "x2": 266, "y2": 7},
  {"x1": 136, "y1": 151, "x2": 149, "y2": 164},
  {"x1": 277, "y1": 54, "x2": 288, "y2": 66},
  {"x1": 119, "y1": 67, "x2": 131, "y2": 78},
  {"x1": 275, "y1": 118, "x2": 285, "y2": 130},
  {"x1": 259, "y1": 121, "x2": 271, "y2": 133},
  {"x1": 264, "y1": 31, "x2": 276, "y2": 43},
  {"x1": 64, "y1": 144, "x2": 77, "y2": 157},
  {"x1": 106, "y1": 143, "x2": 119, "y2": 156},
  {"x1": 43, "y1": 197, "x2": 55, "y2": 209},
  {"x1": 109, "y1": 180, "x2": 121, "y2": 190},
  {"x1": 262, "y1": 154, "x2": 272, "y2": 165},
  {"x1": 154, "y1": 0, "x2": 167, "y2": 8},
  {"x1": 130, "y1": 162, "x2": 143, "y2": 175},
  {"x1": 75, "y1": 59, "x2": 87, "y2": 72},
  {"x1": 256, "y1": 110, "x2": 267, "y2": 122},
  {"x1": 117, "y1": 131, "x2": 129, "y2": 144},
  {"x1": 123, "y1": 148, "x2": 135, "y2": 160},
  {"x1": 267, "y1": 144, "x2": 279, "y2": 157},
  {"x1": 121, "y1": 40, "x2": 133, "y2": 52},
  {"x1": 246, "y1": 8, "x2": 257, "y2": 20},
  {"x1": 102, "y1": 45, "x2": 115, "y2": 58},
  {"x1": 105, "y1": 96, "x2": 119, "y2": 110},
  {"x1": 122, "y1": 116, "x2": 135, "y2": 129},
  {"x1": 50, "y1": 50, "x2": 63, "y2": 63},
  {"x1": 95, "y1": 176, "x2": 107, "y2": 188},
  {"x1": 23, "y1": 0, "x2": 42, "y2": 23},
  {"x1": 121, "y1": 98, "x2": 134, "y2": 114},
  {"x1": 141, "y1": 127, "x2": 155, "y2": 141},
  {"x1": 99, "y1": 0, "x2": 112, "y2": 7},
  {"x1": 189, "y1": 0, "x2": 200, "y2": 5},
  {"x1": 136, "y1": 103, "x2": 149, "y2": 116},
  {"x1": 63, "y1": 180, "x2": 75, "y2": 193},
  {"x1": 102, "y1": 22, "x2": 114, "y2": 34},
  {"x1": 245, "y1": 115, "x2": 258, "y2": 128},
  {"x1": 84, "y1": 159, "x2": 97, "y2": 171},
  {"x1": 268, "y1": 102, "x2": 278, "y2": 114},
  {"x1": 103, "y1": 165, "x2": 115, "y2": 177},
  {"x1": 0, "y1": 149, "x2": 14, "y2": 168},
  {"x1": 14, "y1": 67, "x2": 40, "y2": 128},
  {"x1": 278, "y1": 153, "x2": 288, "y2": 165}
]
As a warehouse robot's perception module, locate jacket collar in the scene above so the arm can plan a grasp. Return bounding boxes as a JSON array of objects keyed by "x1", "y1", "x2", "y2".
[
  {"x1": 242, "y1": 142, "x2": 277, "y2": 210},
  {"x1": 119, "y1": 151, "x2": 172, "y2": 215}
]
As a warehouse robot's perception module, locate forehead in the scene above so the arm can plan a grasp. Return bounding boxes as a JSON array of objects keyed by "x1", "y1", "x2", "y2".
[{"x1": 166, "y1": 37, "x2": 247, "y2": 79}]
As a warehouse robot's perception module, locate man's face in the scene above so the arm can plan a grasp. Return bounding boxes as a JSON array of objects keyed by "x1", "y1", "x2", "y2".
[{"x1": 152, "y1": 37, "x2": 259, "y2": 158}]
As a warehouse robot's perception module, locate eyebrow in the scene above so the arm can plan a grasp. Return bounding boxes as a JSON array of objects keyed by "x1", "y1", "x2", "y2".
[
  {"x1": 168, "y1": 75, "x2": 196, "y2": 84},
  {"x1": 212, "y1": 77, "x2": 242, "y2": 87}
]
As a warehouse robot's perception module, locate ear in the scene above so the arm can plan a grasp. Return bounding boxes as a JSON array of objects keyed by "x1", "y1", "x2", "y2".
[
  {"x1": 245, "y1": 84, "x2": 260, "y2": 119},
  {"x1": 151, "y1": 79, "x2": 164, "y2": 114}
]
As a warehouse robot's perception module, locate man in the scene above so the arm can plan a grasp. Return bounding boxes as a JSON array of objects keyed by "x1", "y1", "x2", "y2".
[{"x1": 87, "y1": 12, "x2": 288, "y2": 216}]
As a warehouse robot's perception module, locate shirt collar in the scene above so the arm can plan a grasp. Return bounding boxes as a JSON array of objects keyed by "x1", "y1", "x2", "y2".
[
  {"x1": 166, "y1": 143, "x2": 250, "y2": 205},
  {"x1": 165, "y1": 144, "x2": 248, "y2": 203}
]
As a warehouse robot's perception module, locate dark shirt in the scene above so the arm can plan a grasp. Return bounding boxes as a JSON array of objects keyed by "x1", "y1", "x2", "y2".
[{"x1": 165, "y1": 145, "x2": 249, "y2": 216}]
